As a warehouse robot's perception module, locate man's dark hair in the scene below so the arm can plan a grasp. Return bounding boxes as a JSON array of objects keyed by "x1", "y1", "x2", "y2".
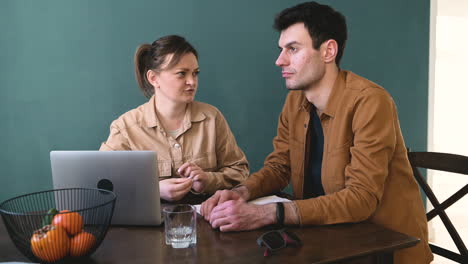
[{"x1": 274, "y1": 1, "x2": 347, "y2": 66}]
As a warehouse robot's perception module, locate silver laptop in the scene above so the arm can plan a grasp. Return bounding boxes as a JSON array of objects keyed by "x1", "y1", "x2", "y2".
[{"x1": 50, "y1": 151, "x2": 162, "y2": 226}]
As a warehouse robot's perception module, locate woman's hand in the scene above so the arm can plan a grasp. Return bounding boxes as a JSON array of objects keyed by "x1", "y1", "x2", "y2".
[
  {"x1": 159, "y1": 178, "x2": 193, "y2": 201},
  {"x1": 178, "y1": 162, "x2": 211, "y2": 193}
]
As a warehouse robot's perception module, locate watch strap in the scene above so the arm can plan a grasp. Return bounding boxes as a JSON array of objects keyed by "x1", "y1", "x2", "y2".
[{"x1": 276, "y1": 202, "x2": 285, "y2": 226}]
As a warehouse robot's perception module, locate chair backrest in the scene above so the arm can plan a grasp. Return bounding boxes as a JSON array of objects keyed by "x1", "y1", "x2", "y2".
[{"x1": 408, "y1": 151, "x2": 468, "y2": 263}]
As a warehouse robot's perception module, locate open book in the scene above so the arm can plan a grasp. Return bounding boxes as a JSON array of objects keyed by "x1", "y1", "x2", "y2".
[{"x1": 194, "y1": 195, "x2": 291, "y2": 215}]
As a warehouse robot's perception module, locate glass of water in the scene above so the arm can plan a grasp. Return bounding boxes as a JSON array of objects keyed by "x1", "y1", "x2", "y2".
[{"x1": 163, "y1": 204, "x2": 197, "y2": 248}]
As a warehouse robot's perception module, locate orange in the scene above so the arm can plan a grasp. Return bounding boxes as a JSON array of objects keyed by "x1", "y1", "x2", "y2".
[
  {"x1": 52, "y1": 210, "x2": 84, "y2": 235},
  {"x1": 70, "y1": 231, "x2": 96, "y2": 257},
  {"x1": 31, "y1": 224, "x2": 70, "y2": 262}
]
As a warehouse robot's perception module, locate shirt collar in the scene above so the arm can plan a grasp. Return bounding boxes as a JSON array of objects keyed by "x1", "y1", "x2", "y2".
[
  {"x1": 299, "y1": 70, "x2": 347, "y2": 117},
  {"x1": 142, "y1": 95, "x2": 158, "y2": 128},
  {"x1": 187, "y1": 101, "x2": 206, "y2": 123},
  {"x1": 300, "y1": 94, "x2": 312, "y2": 112},
  {"x1": 142, "y1": 96, "x2": 206, "y2": 128},
  {"x1": 323, "y1": 70, "x2": 347, "y2": 118}
]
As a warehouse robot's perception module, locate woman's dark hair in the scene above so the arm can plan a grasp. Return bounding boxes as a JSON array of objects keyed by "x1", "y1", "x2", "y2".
[
  {"x1": 274, "y1": 1, "x2": 347, "y2": 66},
  {"x1": 134, "y1": 35, "x2": 198, "y2": 98}
]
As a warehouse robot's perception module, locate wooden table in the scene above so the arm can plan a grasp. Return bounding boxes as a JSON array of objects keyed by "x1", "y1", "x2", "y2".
[{"x1": 1, "y1": 215, "x2": 419, "y2": 264}]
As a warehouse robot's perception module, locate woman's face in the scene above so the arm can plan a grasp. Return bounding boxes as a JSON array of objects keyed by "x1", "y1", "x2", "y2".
[{"x1": 149, "y1": 52, "x2": 199, "y2": 104}]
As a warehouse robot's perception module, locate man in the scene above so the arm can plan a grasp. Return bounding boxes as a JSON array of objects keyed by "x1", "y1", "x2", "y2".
[{"x1": 201, "y1": 2, "x2": 432, "y2": 263}]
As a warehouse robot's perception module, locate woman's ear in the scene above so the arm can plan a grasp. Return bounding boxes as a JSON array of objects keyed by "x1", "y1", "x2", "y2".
[
  {"x1": 146, "y1": 70, "x2": 159, "y2": 88},
  {"x1": 321, "y1": 39, "x2": 338, "y2": 64}
]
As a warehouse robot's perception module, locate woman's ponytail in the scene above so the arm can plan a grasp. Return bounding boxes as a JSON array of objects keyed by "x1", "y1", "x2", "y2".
[{"x1": 134, "y1": 44, "x2": 154, "y2": 98}]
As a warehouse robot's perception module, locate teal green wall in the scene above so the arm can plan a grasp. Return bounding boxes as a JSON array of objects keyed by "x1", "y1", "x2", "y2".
[{"x1": 0, "y1": 0, "x2": 429, "y2": 202}]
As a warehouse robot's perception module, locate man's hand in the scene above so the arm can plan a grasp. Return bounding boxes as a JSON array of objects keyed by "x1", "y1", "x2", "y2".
[
  {"x1": 159, "y1": 178, "x2": 192, "y2": 201},
  {"x1": 200, "y1": 190, "x2": 243, "y2": 221},
  {"x1": 209, "y1": 200, "x2": 276, "y2": 232},
  {"x1": 178, "y1": 162, "x2": 211, "y2": 193}
]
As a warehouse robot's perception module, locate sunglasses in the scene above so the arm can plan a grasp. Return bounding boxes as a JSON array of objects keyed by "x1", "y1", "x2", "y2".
[{"x1": 256, "y1": 229, "x2": 302, "y2": 256}]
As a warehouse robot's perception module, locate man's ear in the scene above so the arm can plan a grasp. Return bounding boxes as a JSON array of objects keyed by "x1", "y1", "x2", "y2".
[
  {"x1": 321, "y1": 39, "x2": 338, "y2": 64},
  {"x1": 146, "y1": 70, "x2": 159, "y2": 88}
]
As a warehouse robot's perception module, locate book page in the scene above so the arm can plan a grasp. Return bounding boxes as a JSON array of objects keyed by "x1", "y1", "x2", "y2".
[{"x1": 194, "y1": 195, "x2": 291, "y2": 215}]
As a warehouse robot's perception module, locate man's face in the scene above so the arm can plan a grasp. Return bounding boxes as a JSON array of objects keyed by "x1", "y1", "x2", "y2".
[{"x1": 275, "y1": 23, "x2": 325, "y2": 91}]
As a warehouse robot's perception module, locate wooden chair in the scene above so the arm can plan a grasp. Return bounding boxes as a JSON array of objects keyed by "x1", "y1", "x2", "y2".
[{"x1": 408, "y1": 151, "x2": 468, "y2": 263}]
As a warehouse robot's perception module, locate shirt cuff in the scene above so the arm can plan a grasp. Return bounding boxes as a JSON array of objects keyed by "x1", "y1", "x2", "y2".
[
  {"x1": 230, "y1": 185, "x2": 250, "y2": 201},
  {"x1": 285, "y1": 202, "x2": 300, "y2": 225},
  {"x1": 199, "y1": 172, "x2": 218, "y2": 194}
]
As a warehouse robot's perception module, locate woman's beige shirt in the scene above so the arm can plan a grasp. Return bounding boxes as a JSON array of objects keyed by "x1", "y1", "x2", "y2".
[{"x1": 100, "y1": 96, "x2": 249, "y2": 194}]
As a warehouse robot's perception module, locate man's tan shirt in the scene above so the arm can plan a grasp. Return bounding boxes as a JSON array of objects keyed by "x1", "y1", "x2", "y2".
[{"x1": 242, "y1": 71, "x2": 432, "y2": 264}]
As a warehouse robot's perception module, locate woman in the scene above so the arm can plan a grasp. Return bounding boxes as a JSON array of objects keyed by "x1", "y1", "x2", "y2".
[{"x1": 100, "y1": 35, "x2": 249, "y2": 202}]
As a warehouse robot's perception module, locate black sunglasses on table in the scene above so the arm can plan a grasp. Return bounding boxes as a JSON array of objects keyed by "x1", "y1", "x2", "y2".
[{"x1": 256, "y1": 229, "x2": 302, "y2": 256}]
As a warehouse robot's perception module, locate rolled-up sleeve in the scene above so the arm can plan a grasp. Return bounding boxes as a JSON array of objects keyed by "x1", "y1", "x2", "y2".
[
  {"x1": 100, "y1": 122, "x2": 131, "y2": 151},
  {"x1": 202, "y1": 111, "x2": 249, "y2": 194}
]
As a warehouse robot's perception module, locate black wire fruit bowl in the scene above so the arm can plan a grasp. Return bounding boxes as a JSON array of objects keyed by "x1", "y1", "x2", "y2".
[{"x1": 0, "y1": 188, "x2": 116, "y2": 263}]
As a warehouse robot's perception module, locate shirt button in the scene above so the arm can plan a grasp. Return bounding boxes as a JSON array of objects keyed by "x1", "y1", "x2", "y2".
[{"x1": 174, "y1": 143, "x2": 181, "y2": 148}]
